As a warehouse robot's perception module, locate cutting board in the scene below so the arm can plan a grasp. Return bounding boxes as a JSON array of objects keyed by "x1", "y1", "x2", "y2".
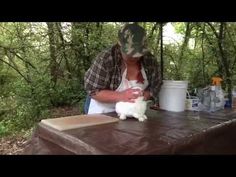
[{"x1": 41, "y1": 114, "x2": 119, "y2": 131}]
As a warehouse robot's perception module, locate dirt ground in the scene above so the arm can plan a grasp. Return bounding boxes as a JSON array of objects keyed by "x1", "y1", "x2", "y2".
[
  {"x1": 0, "y1": 132, "x2": 31, "y2": 155},
  {"x1": 0, "y1": 106, "x2": 81, "y2": 155}
]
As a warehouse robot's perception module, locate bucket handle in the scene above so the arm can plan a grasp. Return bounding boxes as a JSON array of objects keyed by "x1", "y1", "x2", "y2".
[
  {"x1": 186, "y1": 91, "x2": 191, "y2": 98},
  {"x1": 186, "y1": 91, "x2": 199, "y2": 99}
]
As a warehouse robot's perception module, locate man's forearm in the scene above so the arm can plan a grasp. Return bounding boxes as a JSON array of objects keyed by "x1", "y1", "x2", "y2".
[
  {"x1": 92, "y1": 90, "x2": 122, "y2": 103},
  {"x1": 92, "y1": 89, "x2": 151, "y2": 103}
]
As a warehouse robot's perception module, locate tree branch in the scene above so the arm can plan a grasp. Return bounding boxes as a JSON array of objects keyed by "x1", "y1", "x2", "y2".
[
  {"x1": 0, "y1": 58, "x2": 31, "y2": 83},
  {"x1": 0, "y1": 45, "x2": 37, "y2": 70}
]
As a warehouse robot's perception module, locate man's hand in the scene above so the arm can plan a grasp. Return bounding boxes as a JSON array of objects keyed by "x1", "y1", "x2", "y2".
[
  {"x1": 143, "y1": 90, "x2": 151, "y2": 101},
  {"x1": 92, "y1": 88, "x2": 145, "y2": 103},
  {"x1": 119, "y1": 88, "x2": 143, "y2": 102}
]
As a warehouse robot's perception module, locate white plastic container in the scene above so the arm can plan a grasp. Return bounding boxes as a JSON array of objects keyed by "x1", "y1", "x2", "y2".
[
  {"x1": 159, "y1": 80, "x2": 188, "y2": 112},
  {"x1": 186, "y1": 96, "x2": 199, "y2": 111},
  {"x1": 232, "y1": 86, "x2": 236, "y2": 109},
  {"x1": 185, "y1": 91, "x2": 199, "y2": 111}
]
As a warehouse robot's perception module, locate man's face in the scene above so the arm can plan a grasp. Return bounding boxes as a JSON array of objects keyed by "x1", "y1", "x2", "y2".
[{"x1": 121, "y1": 52, "x2": 141, "y2": 63}]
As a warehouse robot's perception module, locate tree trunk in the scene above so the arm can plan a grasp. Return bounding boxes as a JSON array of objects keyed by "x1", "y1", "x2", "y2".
[
  {"x1": 225, "y1": 24, "x2": 236, "y2": 71},
  {"x1": 153, "y1": 23, "x2": 162, "y2": 57},
  {"x1": 201, "y1": 23, "x2": 206, "y2": 85},
  {"x1": 148, "y1": 22, "x2": 158, "y2": 40},
  {"x1": 219, "y1": 23, "x2": 232, "y2": 101},
  {"x1": 55, "y1": 22, "x2": 72, "y2": 79},
  {"x1": 47, "y1": 22, "x2": 59, "y2": 84},
  {"x1": 177, "y1": 22, "x2": 192, "y2": 79},
  {"x1": 71, "y1": 22, "x2": 84, "y2": 79}
]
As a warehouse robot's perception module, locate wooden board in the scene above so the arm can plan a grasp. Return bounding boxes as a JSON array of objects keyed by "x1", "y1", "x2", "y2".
[{"x1": 41, "y1": 114, "x2": 119, "y2": 131}]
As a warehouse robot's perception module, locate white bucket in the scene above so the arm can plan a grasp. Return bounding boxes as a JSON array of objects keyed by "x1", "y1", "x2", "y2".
[{"x1": 159, "y1": 80, "x2": 188, "y2": 112}]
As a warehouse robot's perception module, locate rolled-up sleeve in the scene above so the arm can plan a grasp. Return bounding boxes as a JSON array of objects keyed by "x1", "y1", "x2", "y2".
[
  {"x1": 143, "y1": 54, "x2": 162, "y2": 103},
  {"x1": 84, "y1": 51, "x2": 110, "y2": 96}
]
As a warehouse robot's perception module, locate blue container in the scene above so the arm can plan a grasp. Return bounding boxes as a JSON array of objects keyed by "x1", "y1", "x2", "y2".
[{"x1": 224, "y1": 99, "x2": 232, "y2": 108}]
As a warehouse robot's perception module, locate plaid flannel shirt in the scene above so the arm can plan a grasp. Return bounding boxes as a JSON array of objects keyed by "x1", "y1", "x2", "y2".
[{"x1": 84, "y1": 44, "x2": 162, "y2": 103}]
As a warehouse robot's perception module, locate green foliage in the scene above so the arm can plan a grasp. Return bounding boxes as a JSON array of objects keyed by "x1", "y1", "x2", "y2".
[
  {"x1": 174, "y1": 22, "x2": 186, "y2": 34},
  {"x1": 0, "y1": 74, "x2": 51, "y2": 135},
  {"x1": 0, "y1": 122, "x2": 9, "y2": 136},
  {"x1": 50, "y1": 79, "x2": 86, "y2": 107}
]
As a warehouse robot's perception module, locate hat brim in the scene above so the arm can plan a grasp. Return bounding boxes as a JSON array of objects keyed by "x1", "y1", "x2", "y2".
[
  {"x1": 131, "y1": 52, "x2": 144, "y2": 58},
  {"x1": 131, "y1": 48, "x2": 148, "y2": 58}
]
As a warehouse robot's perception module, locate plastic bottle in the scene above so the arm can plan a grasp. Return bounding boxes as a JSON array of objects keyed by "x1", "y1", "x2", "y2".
[
  {"x1": 209, "y1": 86, "x2": 217, "y2": 112},
  {"x1": 211, "y1": 77, "x2": 225, "y2": 111}
]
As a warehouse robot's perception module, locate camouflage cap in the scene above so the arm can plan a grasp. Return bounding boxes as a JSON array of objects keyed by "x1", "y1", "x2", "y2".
[{"x1": 118, "y1": 23, "x2": 148, "y2": 58}]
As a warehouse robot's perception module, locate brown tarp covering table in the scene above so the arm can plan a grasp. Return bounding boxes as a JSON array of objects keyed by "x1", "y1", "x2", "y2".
[{"x1": 23, "y1": 108, "x2": 236, "y2": 154}]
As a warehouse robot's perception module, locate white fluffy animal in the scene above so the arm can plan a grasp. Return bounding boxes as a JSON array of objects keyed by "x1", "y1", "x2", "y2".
[{"x1": 115, "y1": 96, "x2": 147, "y2": 122}]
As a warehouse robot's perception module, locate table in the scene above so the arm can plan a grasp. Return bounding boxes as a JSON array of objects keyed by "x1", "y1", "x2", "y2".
[{"x1": 23, "y1": 108, "x2": 236, "y2": 154}]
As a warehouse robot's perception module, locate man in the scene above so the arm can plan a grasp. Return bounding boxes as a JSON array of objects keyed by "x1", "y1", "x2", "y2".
[{"x1": 84, "y1": 23, "x2": 162, "y2": 114}]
